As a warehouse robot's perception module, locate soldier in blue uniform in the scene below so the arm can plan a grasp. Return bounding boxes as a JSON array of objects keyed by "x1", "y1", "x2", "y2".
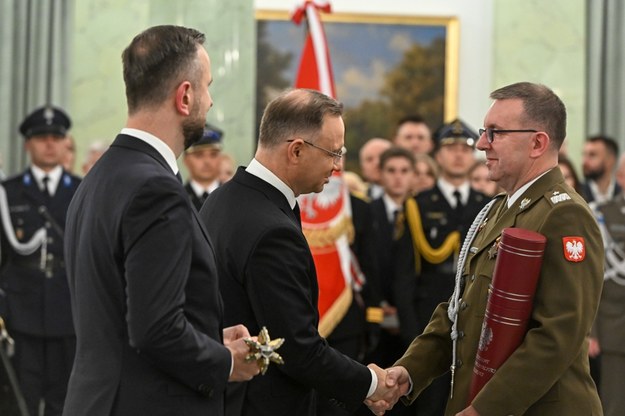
[
  {"x1": 0, "y1": 106, "x2": 81, "y2": 416},
  {"x1": 393, "y1": 119, "x2": 488, "y2": 416},
  {"x1": 182, "y1": 123, "x2": 223, "y2": 211}
]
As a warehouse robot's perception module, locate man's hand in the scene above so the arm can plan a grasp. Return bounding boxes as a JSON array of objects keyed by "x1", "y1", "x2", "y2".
[
  {"x1": 364, "y1": 365, "x2": 410, "y2": 415},
  {"x1": 588, "y1": 337, "x2": 601, "y2": 358},
  {"x1": 223, "y1": 324, "x2": 250, "y2": 346},
  {"x1": 456, "y1": 405, "x2": 480, "y2": 416},
  {"x1": 223, "y1": 324, "x2": 260, "y2": 382}
]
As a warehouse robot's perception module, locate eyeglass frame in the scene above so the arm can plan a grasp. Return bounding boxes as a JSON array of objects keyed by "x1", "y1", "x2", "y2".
[
  {"x1": 286, "y1": 138, "x2": 347, "y2": 163},
  {"x1": 478, "y1": 128, "x2": 538, "y2": 144}
]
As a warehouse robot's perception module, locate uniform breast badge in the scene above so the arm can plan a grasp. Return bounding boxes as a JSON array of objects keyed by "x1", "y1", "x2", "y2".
[
  {"x1": 488, "y1": 236, "x2": 502, "y2": 259},
  {"x1": 244, "y1": 327, "x2": 285, "y2": 375},
  {"x1": 478, "y1": 217, "x2": 488, "y2": 233}
]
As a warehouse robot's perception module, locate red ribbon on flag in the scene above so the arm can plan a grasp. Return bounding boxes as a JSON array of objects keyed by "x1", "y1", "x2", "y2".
[{"x1": 290, "y1": 0, "x2": 336, "y2": 98}]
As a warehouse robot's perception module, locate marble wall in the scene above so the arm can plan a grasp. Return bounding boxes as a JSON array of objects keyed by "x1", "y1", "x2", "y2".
[
  {"x1": 70, "y1": 0, "x2": 254, "y2": 171},
  {"x1": 68, "y1": 0, "x2": 585, "y2": 171},
  {"x1": 492, "y1": 0, "x2": 585, "y2": 163}
]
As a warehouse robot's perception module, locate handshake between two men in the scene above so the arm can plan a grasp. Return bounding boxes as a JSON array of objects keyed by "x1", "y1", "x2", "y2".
[
  {"x1": 225, "y1": 322, "x2": 412, "y2": 414},
  {"x1": 365, "y1": 365, "x2": 412, "y2": 415}
]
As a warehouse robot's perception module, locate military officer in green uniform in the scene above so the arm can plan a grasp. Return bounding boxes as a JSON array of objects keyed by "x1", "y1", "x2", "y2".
[
  {"x1": 0, "y1": 106, "x2": 81, "y2": 416},
  {"x1": 367, "y1": 82, "x2": 603, "y2": 416}
]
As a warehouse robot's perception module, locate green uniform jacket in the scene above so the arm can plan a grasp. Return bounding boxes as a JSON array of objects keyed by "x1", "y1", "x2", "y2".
[{"x1": 395, "y1": 168, "x2": 603, "y2": 415}]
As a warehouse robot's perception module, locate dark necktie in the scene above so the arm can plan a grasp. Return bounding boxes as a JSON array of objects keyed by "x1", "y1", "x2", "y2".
[
  {"x1": 293, "y1": 202, "x2": 302, "y2": 228},
  {"x1": 453, "y1": 190, "x2": 463, "y2": 217},
  {"x1": 201, "y1": 191, "x2": 209, "y2": 204},
  {"x1": 175, "y1": 172, "x2": 182, "y2": 183},
  {"x1": 42, "y1": 176, "x2": 51, "y2": 198},
  {"x1": 393, "y1": 208, "x2": 405, "y2": 240}
]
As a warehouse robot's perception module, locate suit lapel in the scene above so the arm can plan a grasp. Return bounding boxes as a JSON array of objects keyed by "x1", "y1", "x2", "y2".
[
  {"x1": 371, "y1": 198, "x2": 393, "y2": 243},
  {"x1": 233, "y1": 167, "x2": 300, "y2": 227},
  {"x1": 112, "y1": 134, "x2": 214, "y2": 247},
  {"x1": 191, "y1": 205, "x2": 213, "y2": 244}
]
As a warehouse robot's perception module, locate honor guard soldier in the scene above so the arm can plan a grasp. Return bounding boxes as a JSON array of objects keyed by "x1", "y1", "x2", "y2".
[
  {"x1": 183, "y1": 123, "x2": 223, "y2": 211},
  {"x1": 0, "y1": 106, "x2": 81, "y2": 416},
  {"x1": 393, "y1": 118, "x2": 488, "y2": 416}
]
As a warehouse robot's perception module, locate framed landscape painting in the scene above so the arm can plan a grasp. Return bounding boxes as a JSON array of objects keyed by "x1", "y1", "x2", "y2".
[{"x1": 255, "y1": 10, "x2": 459, "y2": 171}]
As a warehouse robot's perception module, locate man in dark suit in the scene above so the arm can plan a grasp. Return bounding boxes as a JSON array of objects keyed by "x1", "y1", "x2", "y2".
[
  {"x1": 367, "y1": 146, "x2": 419, "y2": 416},
  {"x1": 368, "y1": 148, "x2": 417, "y2": 367},
  {"x1": 0, "y1": 105, "x2": 80, "y2": 416},
  {"x1": 201, "y1": 89, "x2": 398, "y2": 416},
  {"x1": 183, "y1": 123, "x2": 224, "y2": 210},
  {"x1": 62, "y1": 25, "x2": 259, "y2": 416}
]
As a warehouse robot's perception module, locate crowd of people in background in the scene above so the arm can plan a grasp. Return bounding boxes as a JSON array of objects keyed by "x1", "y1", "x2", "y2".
[{"x1": 0, "y1": 27, "x2": 621, "y2": 416}]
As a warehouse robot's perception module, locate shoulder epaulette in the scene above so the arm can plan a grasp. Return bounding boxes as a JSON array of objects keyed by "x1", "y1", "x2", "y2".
[{"x1": 544, "y1": 188, "x2": 574, "y2": 207}]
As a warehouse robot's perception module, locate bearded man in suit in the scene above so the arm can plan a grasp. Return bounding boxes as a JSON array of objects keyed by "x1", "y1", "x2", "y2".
[{"x1": 62, "y1": 25, "x2": 259, "y2": 416}]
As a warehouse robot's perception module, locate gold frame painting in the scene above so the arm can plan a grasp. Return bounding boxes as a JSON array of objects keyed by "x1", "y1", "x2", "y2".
[{"x1": 255, "y1": 10, "x2": 460, "y2": 169}]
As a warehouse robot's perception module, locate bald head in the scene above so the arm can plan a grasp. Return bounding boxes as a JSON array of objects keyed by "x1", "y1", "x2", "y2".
[
  {"x1": 254, "y1": 88, "x2": 344, "y2": 197},
  {"x1": 359, "y1": 138, "x2": 392, "y2": 183},
  {"x1": 258, "y1": 89, "x2": 343, "y2": 149}
]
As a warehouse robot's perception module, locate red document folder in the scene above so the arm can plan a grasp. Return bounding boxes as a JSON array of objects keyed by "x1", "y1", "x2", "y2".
[{"x1": 468, "y1": 227, "x2": 547, "y2": 403}]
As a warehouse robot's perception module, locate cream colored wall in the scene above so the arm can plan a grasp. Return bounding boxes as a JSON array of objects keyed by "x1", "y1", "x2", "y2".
[
  {"x1": 493, "y1": 0, "x2": 585, "y2": 166},
  {"x1": 70, "y1": 0, "x2": 254, "y2": 173}
]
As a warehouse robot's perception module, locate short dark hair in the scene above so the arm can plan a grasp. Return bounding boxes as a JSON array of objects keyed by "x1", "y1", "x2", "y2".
[
  {"x1": 379, "y1": 146, "x2": 416, "y2": 170},
  {"x1": 258, "y1": 89, "x2": 343, "y2": 148},
  {"x1": 490, "y1": 82, "x2": 567, "y2": 150},
  {"x1": 122, "y1": 25, "x2": 205, "y2": 113},
  {"x1": 396, "y1": 115, "x2": 428, "y2": 130},
  {"x1": 587, "y1": 135, "x2": 619, "y2": 157}
]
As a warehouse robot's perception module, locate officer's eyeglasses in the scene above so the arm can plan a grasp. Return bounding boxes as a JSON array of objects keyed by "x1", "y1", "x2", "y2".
[
  {"x1": 478, "y1": 128, "x2": 538, "y2": 144},
  {"x1": 286, "y1": 139, "x2": 346, "y2": 164}
]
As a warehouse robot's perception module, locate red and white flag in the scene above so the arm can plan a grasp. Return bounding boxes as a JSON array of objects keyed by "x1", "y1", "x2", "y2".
[{"x1": 292, "y1": 1, "x2": 360, "y2": 337}]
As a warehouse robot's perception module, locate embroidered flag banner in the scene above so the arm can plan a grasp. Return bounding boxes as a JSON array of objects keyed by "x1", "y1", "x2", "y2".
[{"x1": 292, "y1": 0, "x2": 359, "y2": 337}]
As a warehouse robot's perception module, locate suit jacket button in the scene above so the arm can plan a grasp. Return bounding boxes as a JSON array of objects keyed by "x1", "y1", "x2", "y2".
[{"x1": 197, "y1": 384, "x2": 213, "y2": 398}]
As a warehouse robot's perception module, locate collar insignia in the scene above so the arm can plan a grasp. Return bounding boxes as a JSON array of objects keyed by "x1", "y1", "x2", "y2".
[{"x1": 519, "y1": 198, "x2": 531, "y2": 210}]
